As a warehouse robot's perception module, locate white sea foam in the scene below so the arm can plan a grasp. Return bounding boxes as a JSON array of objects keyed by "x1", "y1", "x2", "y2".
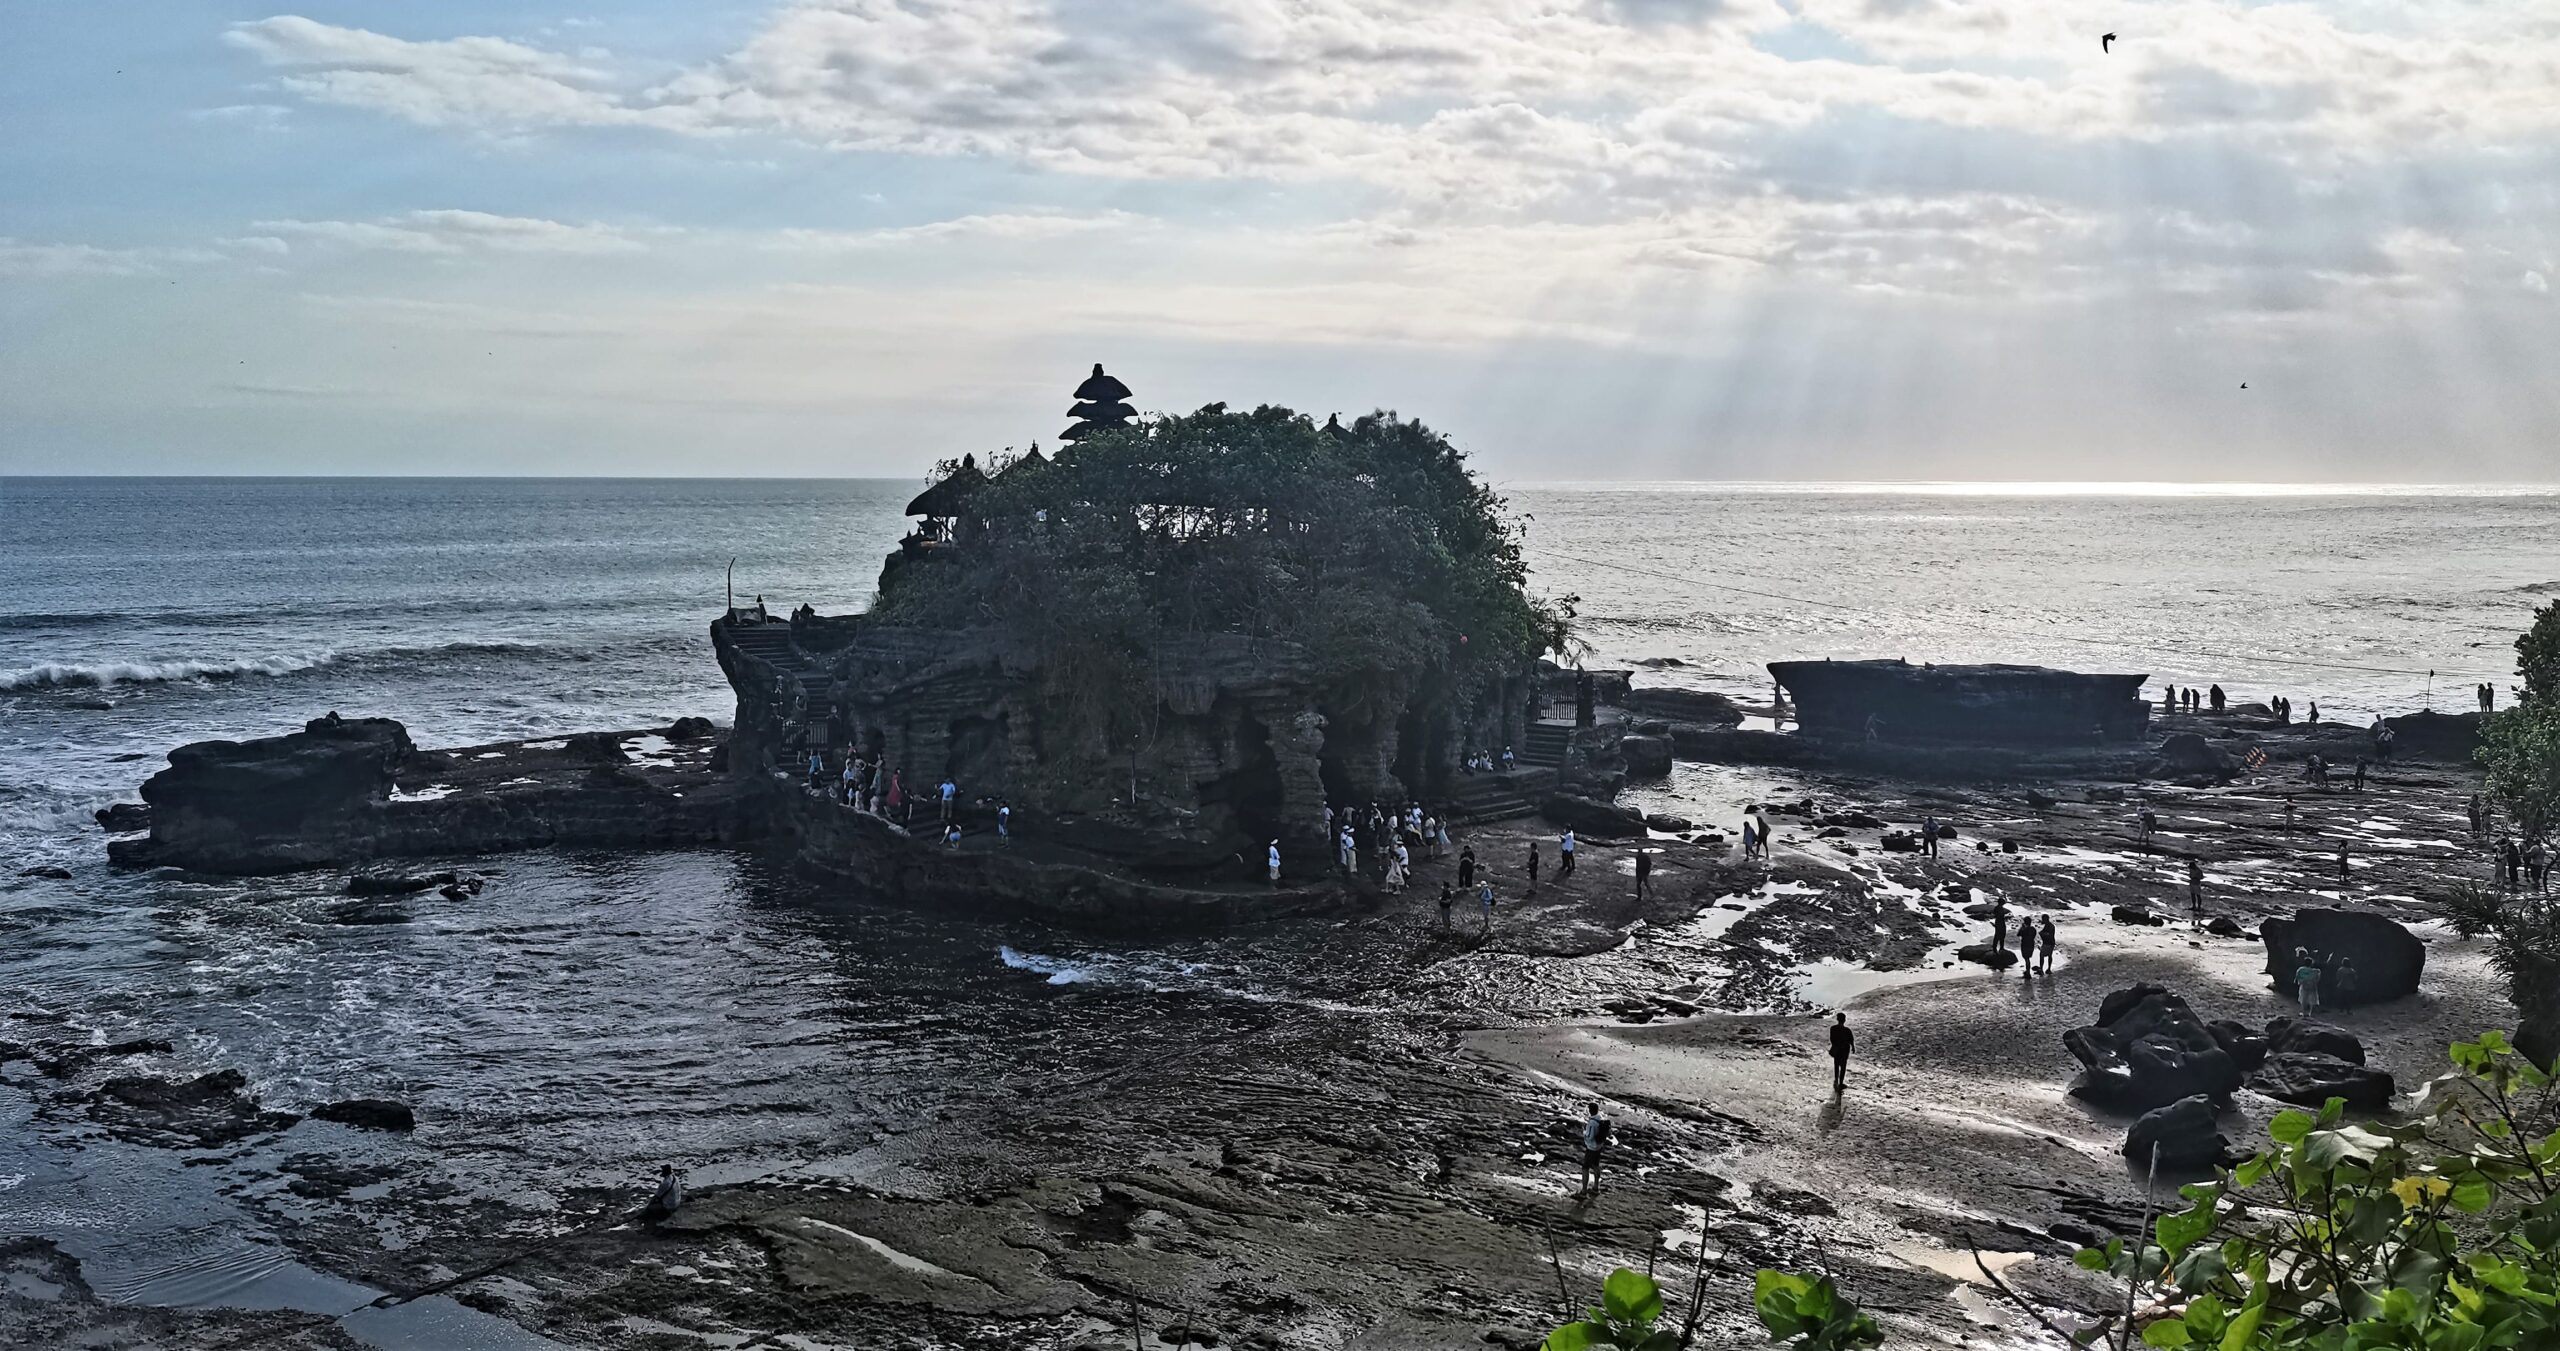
[{"x1": 0, "y1": 653, "x2": 337, "y2": 691}]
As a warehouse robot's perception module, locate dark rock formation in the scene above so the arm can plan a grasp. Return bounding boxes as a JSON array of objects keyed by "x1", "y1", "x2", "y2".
[
  {"x1": 16, "y1": 866, "x2": 72, "y2": 880},
  {"x1": 666, "y1": 716, "x2": 717, "y2": 741},
  {"x1": 89, "y1": 1069, "x2": 298, "y2": 1147},
  {"x1": 2152, "y1": 732, "x2": 2233, "y2": 777},
  {"x1": 2112, "y1": 904, "x2": 2167, "y2": 926},
  {"x1": 2261, "y1": 909, "x2": 2424, "y2": 1006},
  {"x1": 313, "y1": 1098, "x2": 415, "y2": 1132},
  {"x1": 112, "y1": 720, "x2": 760, "y2": 874},
  {"x1": 2250, "y1": 1053, "x2": 2394, "y2": 1110},
  {"x1": 1540, "y1": 794, "x2": 1646, "y2": 839},
  {"x1": 2263, "y1": 1017, "x2": 2365, "y2": 1065},
  {"x1": 2381, "y1": 710, "x2": 2482, "y2": 761},
  {"x1": 2064, "y1": 984, "x2": 2241, "y2": 1111},
  {"x1": 1957, "y1": 943, "x2": 2018, "y2": 970},
  {"x1": 2205, "y1": 915, "x2": 2246, "y2": 938},
  {"x1": 132, "y1": 715, "x2": 414, "y2": 873},
  {"x1": 1619, "y1": 734, "x2": 1673, "y2": 778},
  {"x1": 1643, "y1": 813, "x2": 1693, "y2": 833},
  {"x1": 2124, "y1": 1095, "x2": 2234, "y2": 1170},
  {"x1": 1769, "y1": 659, "x2": 2150, "y2": 745},
  {"x1": 92, "y1": 803, "x2": 150, "y2": 833},
  {"x1": 1621, "y1": 686, "x2": 1744, "y2": 727},
  {"x1": 2205, "y1": 1019, "x2": 2269, "y2": 1072}
]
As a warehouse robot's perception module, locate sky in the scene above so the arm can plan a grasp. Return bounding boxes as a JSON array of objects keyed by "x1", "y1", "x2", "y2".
[{"x1": 2, "y1": 1, "x2": 2556, "y2": 480}]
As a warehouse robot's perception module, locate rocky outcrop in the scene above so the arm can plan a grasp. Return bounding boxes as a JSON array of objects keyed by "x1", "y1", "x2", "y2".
[
  {"x1": 89, "y1": 1069, "x2": 298, "y2": 1148},
  {"x1": 1621, "y1": 685, "x2": 1744, "y2": 727},
  {"x1": 2261, "y1": 909, "x2": 2424, "y2": 1007},
  {"x1": 1539, "y1": 794, "x2": 1646, "y2": 839},
  {"x1": 312, "y1": 1098, "x2": 415, "y2": 1132},
  {"x1": 1618, "y1": 734, "x2": 1673, "y2": 778},
  {"x1": 2381, "y1": 710, "x2": 2482, "y2": 761},
  {"x1": 131, "y1": 715, "x2": 415, "y2": 872},
  {"x1": 2250, "y1": 1053, "x2": 2394, "y2": 1111},
  {"x1": 2125, "y1": 1095, "x2": 2234, "y2": 1170},
  {"x1": 2064, "y1": 984, "x2": 2241, "y2": 1111},
  {"x1": 2152, "y1": 732, "x2": 2234, "y2": 777},
  {"x1": 2264, "y1": 1017, "x2": 2365, "y2": 1065},
  {"x1": 92, "y1": 802, "x2": 150, "y2": 833},
  {"x1": 1769, "y1": 659, "x2": 2150, "y2": 745},
  {"x1": 2205, "y1": 1019, "x2": 2268, "y2": 1073},
  {"x1": 111, "y1": 719, "x2": 762, "y2": 875}
]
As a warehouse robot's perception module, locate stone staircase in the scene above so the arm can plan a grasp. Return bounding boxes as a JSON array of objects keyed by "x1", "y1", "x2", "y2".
[
  {"x1": 1442, "y1": 766, "x2": 1557, "y2": 826},
  {"x1": 724, "y1": 622, "x2": 830, "y2": 702},
  {"x1": 1520, "y1": 720, "x2": 1573, "y2": 769}
]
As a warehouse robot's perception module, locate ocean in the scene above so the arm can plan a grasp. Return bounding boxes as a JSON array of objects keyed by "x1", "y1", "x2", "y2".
[{"x1": 0, "y1": 476, "x2": 2551, "y2": 1342}]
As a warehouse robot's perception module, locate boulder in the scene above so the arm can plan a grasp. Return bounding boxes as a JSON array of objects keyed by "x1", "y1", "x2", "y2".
[
  {"x1": 2153, "y1": 733, "x2": 2234, "y2": 776},
  {"x1": 2261, "y1": 909, "x2": 2424, "y2": 1007},
  {"x1": 1540, "y1": 794, "x2": 1646, "y2": 839},
  {"x1": 2205, "y1": 916, "x2": 2246, "y2": 938},
  {"x1": 93, "y1": 802, "x2": 151, "y2": 833},
  {"x1": 1619, "y1": 734, "x2": 1674, "y2": 778},
  {"x1": 2381, "y1": 710, "x2": 2482, "y2": 762},
  {"x1": 2124, "y1": 1095, "x2": 2235, "y2": 1170},
  {"x1": 1958, "y1": 943, "x2": 2019, "y2": 970},
  {"x1": 1622, "y1": 686, "x2": 1745, "y2": 727},
  {"x1": 313, "y1": 1098, "x2": 416, "y2": 1132},
  {"x1": 2112, "y1": 904, "x2": 2167, "y2": 927},
  {"x1": 129, "y1": 716, "x2": 416, "y2": 874},
  {"x1": 2063, "y1": 984, "x2": 2242, "y2": 1111},
  {"x1": 17, "y1": 866, "x2": 73, "y2": 880},
  {"x1": 2263, "y1": 1017, "x2": 2364, "y2": 1065},
  {"x1": 2250, "y1": 1052, "x2": 2394, "y2": 1111},
  {"x1": 2204, "y1": 1019, "x2": 2269, "y2": 1073},
  {"x1": 1643, "y1": 813, "x2": 1694, "y2": 833},
  {"x1": 664, "y1": 716, "x2": 717, "y2": 741},
  {"x1": 1880, "y1": 831, "x2": 1922, "y2": 853}
]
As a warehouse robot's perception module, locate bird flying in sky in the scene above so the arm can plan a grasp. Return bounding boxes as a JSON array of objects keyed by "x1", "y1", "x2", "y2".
[{"x1": 2102, "y1": 32, "x2": 2116, "y2": 53}]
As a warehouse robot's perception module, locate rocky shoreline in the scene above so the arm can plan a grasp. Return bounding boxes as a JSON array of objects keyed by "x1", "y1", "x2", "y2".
[{"x1": 15, "y1": 679, "x2": 2523, "y2": 1349}]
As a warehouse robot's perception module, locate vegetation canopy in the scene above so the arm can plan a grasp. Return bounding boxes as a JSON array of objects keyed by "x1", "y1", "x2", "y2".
[{"x1": 872, "y1": 403, "x2": 1564, "y2": 752}]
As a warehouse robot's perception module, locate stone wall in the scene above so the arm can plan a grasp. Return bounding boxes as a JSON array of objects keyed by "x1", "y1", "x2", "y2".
[{"x1": 1771, "y1": 659, "x2": 2151, "y2": 745}]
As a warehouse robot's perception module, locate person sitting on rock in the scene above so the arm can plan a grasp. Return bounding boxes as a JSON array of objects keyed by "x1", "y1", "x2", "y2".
[{"x1": 642, "y1": 1164, "x2": 685, "y2": 1226}]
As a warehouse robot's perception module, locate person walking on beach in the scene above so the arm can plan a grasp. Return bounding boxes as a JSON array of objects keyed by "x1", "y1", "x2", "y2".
[
  {"x1": 2209, "y1": 684, "x2": 2225, "y2": 713},
  {"x1": 1750, "y1": 806, "x2": 1773, "y2": 858},
  {"x1": 2338, "y1": 842, "x2": 2351, "y2": 887},
  {"x1": 2353, "y1": 757, "x2": 2367, "y2": 791},
  {"x1": 2187, "y1": 856, "x2": 2206, "y2": 920},
  {"x1": 2294, "y1": 949, "x2": 2323, "y2": 1012},
  {"x1": 2014, "y1": 914, "x2": 2038, "y2": 974},
  {"x1": 1458, "y1": 845, "x2": 1476, "y2": 890},
  {"x1": 1634, "y1": 849, "x2": 1653, "y2": 898},
  {"x1": 1577, "y1": 1102, "x2": 1612, "y2": 1197},
  {"x1": 1921, "y1": 814, "x2": 1940, "y2": 858},
  {"x1": 2138, "y1": 809, "x2": 2157, "y2": 855},
  {"x1": 1740, "y1": 812, "x2": 1759, "y2": 860},
  {"x1": 1526, "y1": 841, "x2": 1542, "y2": 888},
  {"x1": 2037, "y1": 916, "x2": 2057, "y2": 975},
  {"x1": 1828, "y1": 1013, "x2": 1853, "y2": 1091}
]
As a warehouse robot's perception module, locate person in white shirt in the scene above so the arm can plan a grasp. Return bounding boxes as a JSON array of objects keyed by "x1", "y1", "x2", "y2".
[
  {"x1": 1558, "y1": 829, "x2": 1577, "y2": 877},
  {"x1": 1267, "y1": 840, "x2": 1281, "y2": 885}
]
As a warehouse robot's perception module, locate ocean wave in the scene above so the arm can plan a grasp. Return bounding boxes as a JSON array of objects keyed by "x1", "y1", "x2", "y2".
[
  {"x1": 0, "y1": 641, "x2": 546, "y2": 692},
  {"x1": 0, "y1": 654, "x2": 339, "y2": 691}
]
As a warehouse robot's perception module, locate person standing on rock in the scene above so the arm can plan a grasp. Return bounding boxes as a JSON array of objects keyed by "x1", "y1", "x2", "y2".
[
  {"x1": 2037, "y1": 916, "x2": 2057, "y2": 975},
  {"x1": 1990, "y1": 899, "x2": 2010, "y2": 955},
  {"x1": 1577, "y1": 1102, "x2": 1612, "y2": 1196},
  {"x1": 1558, "y1": 829, "x2": 1577, "y2": 878},
  {"x1": 1829, "y1": 1012, "x2": 1854, "y2": 1090},
  {"x1": 1634, "y1": 849, "x2": 1653, "y2": 898},
  {"x1": 2187, "y1": 857, "x2": 2205, "y2": 920},
  {"x1": 2013, "y1": 914, "x2": 2036, "y2": 975},
  {"x1": 2138, "y1": 809, "x2": 2157, "y2": 854},
  {"x1": 1921, "y1": 814, "x2": 1940, "y2": 858}
]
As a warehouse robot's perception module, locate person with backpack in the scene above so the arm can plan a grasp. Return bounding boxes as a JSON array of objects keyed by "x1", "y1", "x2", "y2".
[{"x1": 1577, "y1": 1102, "x2": 1613, "y2": 1196}]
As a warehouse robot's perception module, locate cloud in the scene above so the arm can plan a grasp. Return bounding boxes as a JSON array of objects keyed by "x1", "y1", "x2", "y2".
[
  {"x1": 0, "y1": 238, "x2": 223, "y2": 277},
  {"x1": 253, "y1": 210, "x2": 659, "y2": 255},
  {"x1": 763, "y1": 211, "x2": 1150, "y2": 250},
  {"x1": 2528, "y1": 271, "x2": 2551, "y2": 294},
  {"x1": 223, "y1": 15, "x2": 644, "y2": 130}
]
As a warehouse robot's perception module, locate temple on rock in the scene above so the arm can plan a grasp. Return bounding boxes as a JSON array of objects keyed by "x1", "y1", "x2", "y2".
[
  {"x1": 713, "y1": 367, "x2": 1557, "y2": 887},
  {"x1": 1771, "y1": 659, "x2": 2151, "y2": 745}
]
